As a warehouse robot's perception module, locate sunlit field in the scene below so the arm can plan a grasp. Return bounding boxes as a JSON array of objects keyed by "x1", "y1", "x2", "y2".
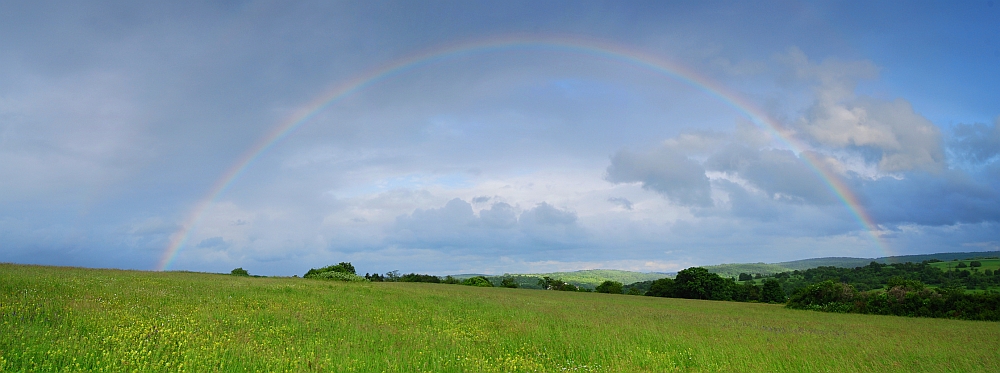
[{"x1": 3, "y1": 264, "x2": 998, "y2": 372}]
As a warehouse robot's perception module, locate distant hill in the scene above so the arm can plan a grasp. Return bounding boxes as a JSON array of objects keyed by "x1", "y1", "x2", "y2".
[
  {"x1": 876, "y1": 251, "x2": 1000, "y2": 264},
  {"x1": 519, "y1": 269, "x2": 669, "y2": 289},
  {"x1": 776, "y1": 251, "x2": 1000, "y2": 271},
  {"x1": 702, "y1": 263, "x2": 793, "y2": 278},
  {"x1": 777, "y1": 257, "x2": 877, "y2": 270},
  {"x1": 450, "y1": 250, "x2": 1000, "y2": 288}
]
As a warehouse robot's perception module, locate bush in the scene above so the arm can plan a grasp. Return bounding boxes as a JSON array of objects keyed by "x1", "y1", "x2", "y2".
[
  {"x1": 646, "y1": 278, "x2": 675, "y2": 297},
  {"x1": 442, "y1": 275, "x2": 461, "y2": 284},
  {"x1": 500, "y1": 275, "x2": 519, "y2": 288},
  {"x1": 230, "y1": 267, "x2": 249, "y2": 276},
  {"x1": 595, "y1": 280, "x2": 624, "y2": 294},
  {"x1": 970, "y1": 261, "x2": 982, "y2": 268},
  {"x1": 462, "y1": 276, "x2": 493, "y2": 287},
  {"x1": 786, "y1": 280, "x2": 856, "y2": 312},
  {"x1": 399, "y1": 273, "x2": 441, "y2": 283},
  {"x1": 304, "y1": 262, "x2": 356, "y2": 278},
  {"x1": 957, "y1": 262, "x2": 968, "y2": 268},
  {"x1": 309, "y1": 271, "x2": 368, "y2": 282}
]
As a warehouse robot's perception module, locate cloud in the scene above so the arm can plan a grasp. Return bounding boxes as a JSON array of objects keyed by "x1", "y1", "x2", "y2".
[
  {"x1": 607, "y1": 197, "x2": 633, "y2": 210},
  {"x1": 949, "y1": 117, "x2": 1000, "y2": 164},
  {"x1": 197, "y1": 236, "x2": 227, "y2": 249},
  {"x1": 605, "y1": 146, "x2": 712, "y2": 207},
  {"x1": 781, "y1": 47, "x2": 945, "y2": 173},
  {"x1": 705, "y1": 145, "x2": 837, "y2": 204}
]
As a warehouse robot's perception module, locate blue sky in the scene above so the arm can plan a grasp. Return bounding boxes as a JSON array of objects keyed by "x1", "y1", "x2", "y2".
[{"x1": 1, "y1": 1, "x2": 998, "y2": 276}]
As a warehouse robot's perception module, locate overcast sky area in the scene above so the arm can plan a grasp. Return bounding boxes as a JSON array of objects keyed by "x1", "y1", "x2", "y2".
[{"x1": 2, "y1": 1, "x2": 999, "y2": 276}]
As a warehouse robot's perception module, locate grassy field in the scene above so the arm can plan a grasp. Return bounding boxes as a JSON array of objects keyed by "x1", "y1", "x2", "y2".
[
  {"x1": 928, "y1": 258, "x2": 1000, "y2": 272},
  {"x1": 2, "y1": 264, "x2": 999, "y2": 372}
]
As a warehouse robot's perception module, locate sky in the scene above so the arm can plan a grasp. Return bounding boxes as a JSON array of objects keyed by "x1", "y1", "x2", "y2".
[{"x1": 1, "y1": 1, "x2": 998, "y2": 276}]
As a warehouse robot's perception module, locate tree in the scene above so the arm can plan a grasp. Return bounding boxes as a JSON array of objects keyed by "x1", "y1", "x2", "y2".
[
  {"x1": 304, "y1": 262, "x2": 356, "y2": 278},
  {"x1": 500, "y1": 275, "x2": 519, "y2": 288},
  {"x1": 537, "y1": 276, "x2": 577, "y2": 291},
  {"x1": 970, "y1": 261, "x2": 982, "y2": 268},
  {"x1": 673, "y1": 267, "x2": 734, "y2": 300},
  {"x1": 957, "y1": 262, "x2": 968, "y2": 268},
  {"x1": 760, "y1": 279, "x2": 786, "y2": 303},
  {"x1": 646, "y1": 278, "x2": 675, "y2": 297},
  {"x1": 738, "y1": 273, "x2": 753, "y2": 281},
  {"x1": 462, "y1": 276, "x2": 493, "y2": 287},
  {"x1": 230, "y1": 267, "x2": 249, "y2": 276},
  {"x1": 595, "y1": 280, "x2": 624, "y2": 294}
]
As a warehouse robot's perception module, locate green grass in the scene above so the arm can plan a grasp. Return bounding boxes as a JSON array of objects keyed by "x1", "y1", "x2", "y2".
[
  {"x1": 928, "y1": 258, "x2": 1000, "y2": 272},
  {"x1": 2, "y1": 263, "x2": 999, "y2": 372}
]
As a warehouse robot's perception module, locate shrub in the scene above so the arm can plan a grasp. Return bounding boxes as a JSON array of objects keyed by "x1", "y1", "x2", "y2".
[
  {"x1": 957, "y1": 262, "x2": 968, "y2": 268},
  {"x1": 309, "y1": 271, "x2": 368, "y2": 282},
  {"x1": 595, "y1": 280, "x2": 624, "y2": 294},
  {"x1": 230, "y1": 267, "x2": 250, "y2": 276},
  {"x1": 304, "y1": 262, "x2": 356, "y2": 278},
  {"x1": 786, "y1": 280, "x2": 856, "y2": 311},
  {"x1": 442, "y1": 275, "x2": 461, "y2": 284},
  {"x1": 462, "y1": 276, "x2": 493, "y2": 287},
  {"x1": 760, "y1": 279, "x2": 786, "y2": 303},
  {"x1": 646, "y1": 278, "x2": 674, "y2": 297},
  {"x1": 399, "y1": 273, "x2": 441, "y2": 283},
  {"x1": 970, "y1": 261, "x2": 982, "y2": 268},
  {"x1": 500, "y1": 275, "x2": 519, "y2": 288}
]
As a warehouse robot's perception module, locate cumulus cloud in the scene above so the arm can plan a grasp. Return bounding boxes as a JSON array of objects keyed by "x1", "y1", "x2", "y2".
[
  {"x1": 781, "y1": 47, "x2": 945, "y2": 173},
  {"x1": 605, "y1": 146, "x2": 712, "y2": 207}
]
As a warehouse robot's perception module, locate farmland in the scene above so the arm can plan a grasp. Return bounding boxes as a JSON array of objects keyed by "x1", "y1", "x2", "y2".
[{"x1": 3, "y1": 263, "x2": 999, "y2": 372}]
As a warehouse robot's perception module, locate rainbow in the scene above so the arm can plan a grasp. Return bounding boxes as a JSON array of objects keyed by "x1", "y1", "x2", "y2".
[{"x1": 157, "y1": 36, "x2": 888, "y2": 271}]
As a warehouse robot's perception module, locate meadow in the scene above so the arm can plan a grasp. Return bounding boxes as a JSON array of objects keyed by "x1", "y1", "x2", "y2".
[{"x1": 3, "y1": 263, "x2": 999, "y2": 372}]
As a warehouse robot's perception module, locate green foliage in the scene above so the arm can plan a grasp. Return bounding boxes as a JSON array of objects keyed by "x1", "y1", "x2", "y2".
[
  {"x1": 309, "y1": 271, "x2": 368, "y2": 282},
  {"x1": 673, "y1": 267, "x2": 735, "y2": 301},
  {"x1": 702, "y1": 263, "x2": 792, "y2": 279},
  {"x1": 971, "y1": 261, "x2": 983, "y2": 268},
  {"x1": 304, "y1": 262, "x2": 356, "y2": 278},
  {"x1": 760, "y1": 279, "x2": 786, "y2": 303},
  {"x1": 537, "y1": 276, "x2": 578, "y2": 291},
  {"x1": 461, "y1": 276, "x2": 493, "y2": 287},
  {"x1": 399, "y1": 273, "x2": 441, "y2": 283},
  {"x1": 737, "y1": 273, "x2": 753, "y2": 281},
  {"x1": 500, "y1": 275, "x2": 519, "y2": 288},
  {"x1": 646, "y1": 277, "x2": 674, "y2": 297},
  {"x1": 442, "y1": 275, "x2": 461, "y2": 284},
  {"x1": 230, "y1": 267, "x2": 249, "y2": 276},
  {"x1": 957, "y1": 262, "x2": 968, "y2": 268},
  {"x1": 595, "y1": 280, "x2": 623, "y2": 294},
  {"x1": 521, "y1": 269, "x2": 666, "y2": 288}
]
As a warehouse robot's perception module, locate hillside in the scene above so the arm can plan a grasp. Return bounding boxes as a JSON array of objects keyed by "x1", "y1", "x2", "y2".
[
  {"x1": 515, "y1": 269, "x2": 668, "y2": 288},
  {"x1": 701, "y1": 263, "x2": 793, "y2": 278},
  {"x1": 777, "y1": 257, "x2": 877, "y2": 270}
]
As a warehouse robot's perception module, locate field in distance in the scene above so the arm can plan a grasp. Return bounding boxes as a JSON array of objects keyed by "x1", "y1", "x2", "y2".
[{"x1": 4, "y1": 263, "x2": 999, "y2": 372}]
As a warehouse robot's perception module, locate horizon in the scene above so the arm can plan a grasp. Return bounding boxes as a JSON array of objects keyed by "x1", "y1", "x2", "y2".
[{"x1": 2, "y1": 2, "x2": 998, "y2": 276}]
